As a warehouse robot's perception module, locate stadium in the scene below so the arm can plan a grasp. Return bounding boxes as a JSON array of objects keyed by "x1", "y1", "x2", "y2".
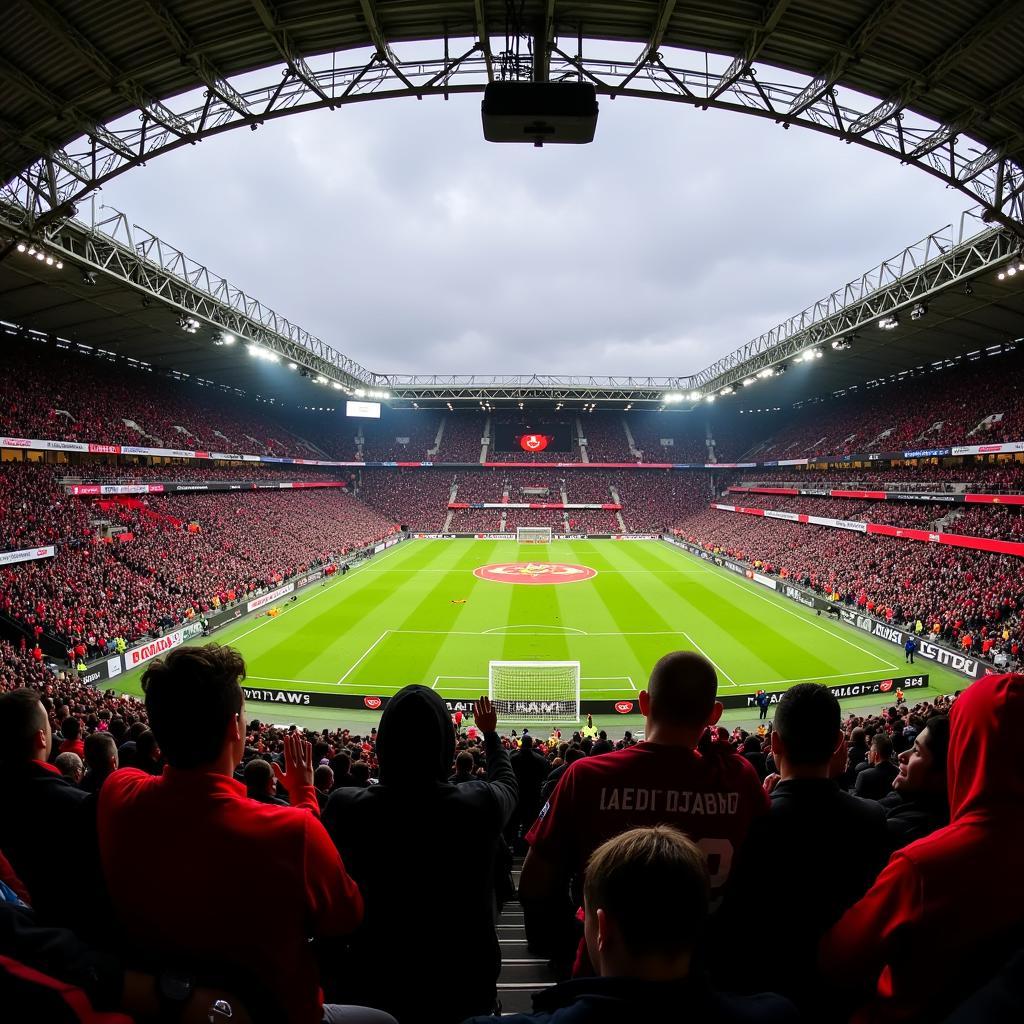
[{"x1": 1, "y1": 2, "x2": 1023, "y2": 1022}]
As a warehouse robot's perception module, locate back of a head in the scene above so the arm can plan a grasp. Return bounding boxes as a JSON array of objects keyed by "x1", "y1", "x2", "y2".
[
  {"x1": 872, "y1": 732, "x2": 894, "y2": 760},
  {"x1": 314, "y1": 765, "x2": 333, "y2": 790},
  {"x1": 0, "y1": 688, "x2": 47, "y2": 764},
  {"x1": 243, "y1": 758, "x2": 273, "y2": 793},
  {"x1": 455, "y1": 750, "x2": 475, "y2": 775},
  {"x1": 84, "y1": 731, "x2": 117, "y2": 772},
  {"x1": 142, "y1": 644, "x2": 245, "y2": 769},
  {"x1": 376, "y1": 684, "x2": 455, "y2": 786},
  {"x1": 584, "y1": 826, "x2": 709, "y2": 956},
  {"x1": 565, "y1": 746, "x2": 586, "y2": 765},
  {"x1": 521, "y1": 734, "x2": 533, "y2": 750},
  {"x1": 774, "y1": 683, "x2": 841, "y2": 766},
  {"x1": 646, "y1": 651, "x2": 718, "y2": 728},
  {"x1": 55, "y1": 751, "x2": 83, "y2": 780},
  {"x1": 62, "y1": 717, "x2": 81, "y2": 741}
]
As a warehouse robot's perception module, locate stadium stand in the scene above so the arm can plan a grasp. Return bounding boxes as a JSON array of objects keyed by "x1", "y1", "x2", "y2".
[{"x1": 675, "y1": 507, "x2": 1024, "y2": 660}]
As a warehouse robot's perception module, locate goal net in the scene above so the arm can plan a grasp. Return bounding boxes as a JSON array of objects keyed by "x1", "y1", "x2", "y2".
[
  {"x1": 489, "y1": 660, "x2": 581, "y2": 723},
  {"x1": 517, "y1": 526, "x2": 552, "y2": 543}
]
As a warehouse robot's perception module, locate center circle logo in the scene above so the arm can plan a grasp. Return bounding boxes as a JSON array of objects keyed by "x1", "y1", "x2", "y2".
[{"x1": 473, "y1": 562, "x2": 598, "y2": 585}]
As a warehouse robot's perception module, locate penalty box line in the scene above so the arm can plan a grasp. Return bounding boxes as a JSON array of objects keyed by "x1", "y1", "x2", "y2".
[{"x1": 432, "y1": 674, "x2": 637, "y2": 692}]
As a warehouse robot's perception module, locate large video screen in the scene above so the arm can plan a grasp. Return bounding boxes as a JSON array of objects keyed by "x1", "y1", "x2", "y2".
[{"x1": 493, "y1": 422, "x2": 573, "y2": 453}]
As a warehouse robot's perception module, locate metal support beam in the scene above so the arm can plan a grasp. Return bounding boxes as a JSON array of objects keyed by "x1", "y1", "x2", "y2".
[
  {"x1": 636, "y1": 0, "x2": 677, "y2": 67},
  {"x1": 249, "y1": 0, "x2": 334, "y2": 106}
]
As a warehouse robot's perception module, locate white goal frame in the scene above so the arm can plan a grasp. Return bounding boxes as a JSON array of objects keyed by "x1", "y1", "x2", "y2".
[
  {"x1": 517, "y1": 526, "x2": 552, "y2": 543},
  {"x1": 489, "y1": 660, "x2": 581, "y2": 723}
]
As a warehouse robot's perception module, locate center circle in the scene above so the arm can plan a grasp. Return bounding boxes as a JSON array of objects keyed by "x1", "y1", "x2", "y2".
[{"x1": 473, "y1": 561, "x2": 598, "y2": 585}]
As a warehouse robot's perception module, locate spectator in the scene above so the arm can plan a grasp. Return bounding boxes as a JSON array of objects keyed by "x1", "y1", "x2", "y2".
[
  {"x1": 321, "y1": 691, "x2": 516, "y2": 1023},
  {"x1": 878, "y1": 716, "x2": 950, "y2": 851},
  {"x1": 448, "y1": 750, "x2": 477, "y2": 785},
  {"x1": 519, "y1": 652, "x2": 767, "y2": 971},
  {"x1": 467, "y1": 827, "x2": 797, "y2": 1024},
  {"x1": 98, "y1": 644, "x2": 375, "y2": 1024},
  {"x1": 54, "y1": 751, "x2": 84, "y2": 785},
  {"x1": 508, "y1": 733, "x2": 551, "y2": 848},
  {"x1": 854, "y1": 734, "x2": 898, "y2": 800},
  {"x1": 243, "y1": 758, "x2": 288, "y2": 806},
  {"x1": 57, "y1": 717, "x2": 84, "y2": 758},
  {"x1": 0, "y1": 688, "x2": 93, "y2": 927},
  {"x1": 712, "y1": 684, "x2": 888, "y2": 1015},
  {"x1": 821, "y1": 672, "x2": 1024, "y2": 1022},
  {"x1": 314, "y1": 765, "x2": 334, "y2": 811},
  {"x1": 81, "y1": 731, "x2": 119, "y2": 795}
]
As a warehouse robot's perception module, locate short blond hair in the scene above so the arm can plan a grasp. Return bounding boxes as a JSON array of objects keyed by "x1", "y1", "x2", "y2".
[{"x1": 584, "y1": 826, "x2": 709, "y2": 954}]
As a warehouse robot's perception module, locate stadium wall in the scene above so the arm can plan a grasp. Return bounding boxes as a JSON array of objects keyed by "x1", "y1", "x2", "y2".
[{"x1": 663, "y1": 535, "x2": 986, "y2": 680}]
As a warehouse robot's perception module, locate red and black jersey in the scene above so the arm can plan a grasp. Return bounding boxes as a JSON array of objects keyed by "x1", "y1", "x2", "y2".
[{"x1": 526, "y1": 741, "x2": 768, "y2": 899}]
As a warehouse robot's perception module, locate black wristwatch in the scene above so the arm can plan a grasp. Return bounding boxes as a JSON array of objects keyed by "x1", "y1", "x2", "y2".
[{"x1": 158, "y1": 970, "x2": 195, "y2": 1011}]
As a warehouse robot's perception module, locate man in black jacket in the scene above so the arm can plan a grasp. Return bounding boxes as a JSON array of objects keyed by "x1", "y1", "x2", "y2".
[
  {"x1": 854, "y1": 733, "x2": 899, "y2": 800},
  {"x1": 712, "y1": 684, "x2": 888, "y2": 1018},
  {"x1": 465, "y1": 826, "x2": 797, "y2": 1024},
  {"x1": 0, "y1": 689, "x2": 94, "y2": 928},
  {"x1": 322, "y1": 689, "x2": 516, "y2": 1024},
  {"x1": 508, "y1": 734, "x2": 551, "y2": 847}
]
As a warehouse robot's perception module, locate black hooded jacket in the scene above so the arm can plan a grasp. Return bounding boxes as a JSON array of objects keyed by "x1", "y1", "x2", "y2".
[{"x1": 321, "y1": 686, "x2": 517, "y2": 1023}]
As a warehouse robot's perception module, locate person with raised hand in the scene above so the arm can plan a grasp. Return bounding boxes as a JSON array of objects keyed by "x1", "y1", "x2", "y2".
[
  {"x1": 98, "y1": 644, "x2": 386, "y2": 1024},
  {"x1": 322, "y1": 689, "x2": 517, "y2": 1023}
]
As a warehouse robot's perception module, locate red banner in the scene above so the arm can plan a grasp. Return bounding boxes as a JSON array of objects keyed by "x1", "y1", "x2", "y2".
[{"x1": 711, "y1": 503, "x2": 1024, "y2": 559}]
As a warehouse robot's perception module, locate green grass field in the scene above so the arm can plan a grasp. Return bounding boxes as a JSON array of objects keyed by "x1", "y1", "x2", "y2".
[{"x1": 112, "y1": 538, "x2": 965, "y2": 729}]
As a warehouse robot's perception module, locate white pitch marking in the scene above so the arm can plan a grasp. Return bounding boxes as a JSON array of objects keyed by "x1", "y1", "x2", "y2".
[
  {"x1": 225, "y1": 540, "x2": 412, "y2": 648},
  {"x1": 336, "y1": 631, "x2": 390, "y2": 685},
  {"x1": 389, "y1": 628, "x2": 690, "y2": 637},
  {"x1": 678, "y1": 628, "x2": 739, "y2": 688},
  {"x1": 482, "y1": 624, "x2": 588, "y2": 635},
  {"x1": 672, "y1": 547, "x2": 903, "y2": 671}
]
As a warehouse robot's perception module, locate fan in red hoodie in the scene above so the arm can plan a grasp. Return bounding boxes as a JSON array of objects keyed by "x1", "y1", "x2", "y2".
[{"x1": 821, "y1": 673, "x2": 1024, "y2": 1022}]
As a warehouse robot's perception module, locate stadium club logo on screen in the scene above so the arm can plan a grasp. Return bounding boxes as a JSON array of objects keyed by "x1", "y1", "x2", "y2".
[
  {"x1": 473, "y1": 562, "x2": 598, "y2": 585},
  {"x1": 519, "y1": 433, "x2": 549, "y2": 452}
]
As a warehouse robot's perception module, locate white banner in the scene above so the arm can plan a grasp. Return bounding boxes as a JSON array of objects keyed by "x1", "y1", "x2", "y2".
[
  {"x1": 246, "y1": 582, "x2": 295, "y2": 612},
  {"x1": 123, "y1": 621, "x2": 204, "y2": 670},
  {"x1": 806, "y1": 515, "x2": 868, "y2": 532},
  {"x1": 0, "y1": 544, "x2": 56, "y2": 566},
  {"x1": 952, "y1": 441, "x2": 1024, "y2": 456},
  {"x1": 764, "y1": 510, "x2": 800, "y2": 521}
]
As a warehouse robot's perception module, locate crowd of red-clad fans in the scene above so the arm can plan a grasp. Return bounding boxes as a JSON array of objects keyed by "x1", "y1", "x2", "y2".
[
  {"x1": 737, "y1": 461, "x2": 1024, "y2": 493},
  {"x1": 5, "y1": 338, "x2": 1024, "y2": 471},
  {"x1": 748, "y1": 347, "x2": 1024, "y2": 460},
  {"x1": 2, "y1": 637, "x2": 1021, "y2": 1024},
  {"x1": 676, "y1": 507, "x2": 1024, "y2": 662},
  {"x1": 1, "y1": 471, "x2": 397, "y2": 655}
]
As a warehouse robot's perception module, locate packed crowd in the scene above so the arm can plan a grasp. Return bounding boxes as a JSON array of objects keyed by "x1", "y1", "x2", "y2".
[
  {"x1": 676, "y1": 506, "x2": 1024, "y2": 658},
  {"x1": 737, "y1": 460, "x2": 1024, "y2": 493},
  {"x1": 749, "y1": 348, "x2": 1024, "y2": 460},
  {"x1": 1, "y1": 484, "x2": 396, "y2": 654},
  {"x1": 1, "y1": 341, "x2": 311, "y2": 456},
  {"x1": 722, "y1": 493, "x2": 945, "y2": 531},
  {"x1": 66, "y1": 463, "x2": 346, "y2": 484},
  {"x1": 1, "y1": 643, "x2": 1018, "y2": 1024}
]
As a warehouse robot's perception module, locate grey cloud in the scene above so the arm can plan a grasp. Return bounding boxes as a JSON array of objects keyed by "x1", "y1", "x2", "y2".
[{"x1": 98, "y1": 91, "x2": 968, "y2": 377}]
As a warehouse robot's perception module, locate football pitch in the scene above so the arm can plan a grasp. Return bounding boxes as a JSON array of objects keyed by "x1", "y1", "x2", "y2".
[{"x1": 112, "y1": 538, "x2": 965, "y2": 727}]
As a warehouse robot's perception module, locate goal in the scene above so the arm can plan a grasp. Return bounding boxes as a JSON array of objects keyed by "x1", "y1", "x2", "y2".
[
  {"x1": 516, "y1": 526, "x2": 552, "y2": 543},
  {"x1": 489, "y1": 660, "x2": 581, "y2": 723}
]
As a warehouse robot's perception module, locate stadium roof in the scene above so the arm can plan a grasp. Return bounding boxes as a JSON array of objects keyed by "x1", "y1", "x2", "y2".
[
  {"x1": 2, "y1": 1, "x2": 1024, "y2": 408},
  {"x1": 2, "y1": 1, "x2": 1023, "y2": 232}
]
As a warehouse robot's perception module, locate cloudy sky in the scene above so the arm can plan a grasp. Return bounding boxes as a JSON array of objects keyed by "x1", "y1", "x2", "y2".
[{"x1": 97, "y1": 83, "x2": 970, "y2": 379}]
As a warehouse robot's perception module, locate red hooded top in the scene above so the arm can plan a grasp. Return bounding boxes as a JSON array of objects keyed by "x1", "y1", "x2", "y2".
[{"x1": 821, "y1": 673, "x2": 1024, "y2": 1022}]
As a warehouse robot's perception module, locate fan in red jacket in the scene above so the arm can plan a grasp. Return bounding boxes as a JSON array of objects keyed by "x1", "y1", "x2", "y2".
[
  {"x1": 98, "y1": 644, "x2": 366, "y2": 1024},
  {"x1": 820, "y1": 673, "x2": 1024, "y2": 1022}
]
